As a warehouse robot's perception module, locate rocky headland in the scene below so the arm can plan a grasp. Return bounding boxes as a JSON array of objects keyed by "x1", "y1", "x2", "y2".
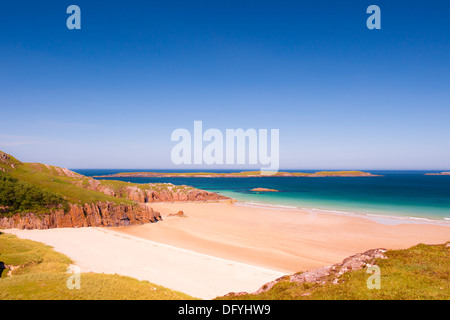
[
  {"x1": 425, "y1": 172, "x2": 450, "y2": 176},
  {"x1": 0, "y1": 150, "x2": 230, "y2": 230}
]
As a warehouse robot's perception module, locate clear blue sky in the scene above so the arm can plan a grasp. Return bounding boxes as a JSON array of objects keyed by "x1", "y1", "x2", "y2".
[{"x1": 1, "y1": 1, "x2": 449, "y2": 169}]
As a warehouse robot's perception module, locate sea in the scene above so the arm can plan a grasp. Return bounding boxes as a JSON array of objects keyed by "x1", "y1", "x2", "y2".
[{"x1": 73, "y1": 169, "x2": 450, "y2": 225}]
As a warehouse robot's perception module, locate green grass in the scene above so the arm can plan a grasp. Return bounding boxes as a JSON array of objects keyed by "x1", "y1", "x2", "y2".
[
  {"x1": 0, "y1": 233, "x2": 195, "y2": 300},
  {"x1": 0, "y1": 171, "x2": 70, "y2": 216},
  {"x1": 6, "y1": 162, "x2": 133, "y2": 206},
  {"x1": 217, "y1": 242, "x2": 450, "y2": 300},
  {"x1": 0, "y1": 151, "x2": 23, "y2": 169}
]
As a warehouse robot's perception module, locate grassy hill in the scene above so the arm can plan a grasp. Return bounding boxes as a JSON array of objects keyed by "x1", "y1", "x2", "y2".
[
  {"x1": 0, "y1": 151, "x2": 216, "y2": 219},
  {"x1": 0, "y1": 232, "x2": 194, "y2": 300},
  {"x1": 0, "y1": 151, "x2": 134, "y2": 215}
]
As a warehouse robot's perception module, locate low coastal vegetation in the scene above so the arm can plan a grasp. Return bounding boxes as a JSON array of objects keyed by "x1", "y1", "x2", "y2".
[
  {"x1": 0, "y1": 233, "x2": 194, "y2": 300},
  {"x1": 217, "y1": 242, "x2": 450, "y2": 300},
  {"x1": 0, "y1": 171, "x2": 69, "y2": 216}
]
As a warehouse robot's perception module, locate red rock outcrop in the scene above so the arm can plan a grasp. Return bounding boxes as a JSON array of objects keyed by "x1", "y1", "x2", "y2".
[
  {"x1": 143, "y1": 188, "x2": 230, "y2": 202},
  {"x1": 88, "y1": 182, "x2": 230, "y2": 203},
  {"x1": 224, "y1": 248, "x2": 388, "y2": 297},
  {"x1": 0, "y1": 202, "x2": 161, "y2": 230}
]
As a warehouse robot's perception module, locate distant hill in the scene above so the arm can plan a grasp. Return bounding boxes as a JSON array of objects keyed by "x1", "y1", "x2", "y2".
[{"x1": 94, "y1": 170, "x2": 380, "y2": 178}]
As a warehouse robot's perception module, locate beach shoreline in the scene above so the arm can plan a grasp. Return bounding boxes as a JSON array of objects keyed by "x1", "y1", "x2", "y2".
[
  {"x1": 4, "y1": 201, "x2": 449, "y2": 299},
  {"x1": 233, "y1": 200, "x2": 450, "y2": 226}
]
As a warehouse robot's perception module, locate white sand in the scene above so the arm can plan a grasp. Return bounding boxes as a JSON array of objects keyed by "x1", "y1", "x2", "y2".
[{"x1": 6, "y1": 227, "x2": 285, "y2": 299}]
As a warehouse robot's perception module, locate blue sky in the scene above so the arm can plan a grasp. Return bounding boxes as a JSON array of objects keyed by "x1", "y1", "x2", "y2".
[{"x1": 1, "y1": 1, "x2": 449, "y2": 169}]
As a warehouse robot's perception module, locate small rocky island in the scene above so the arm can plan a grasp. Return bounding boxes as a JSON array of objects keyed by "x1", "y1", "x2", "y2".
[
  {"x1": 251, "y1": 188, "x2": 279, "y2": 192},
  {"x1": 425, "y1": 172, "x2": 450, "y2": 176}
]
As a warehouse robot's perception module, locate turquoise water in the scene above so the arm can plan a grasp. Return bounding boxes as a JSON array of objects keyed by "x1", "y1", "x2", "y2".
[{"x1": 74, "y1": 170, "x2": 450, "y2": 223}]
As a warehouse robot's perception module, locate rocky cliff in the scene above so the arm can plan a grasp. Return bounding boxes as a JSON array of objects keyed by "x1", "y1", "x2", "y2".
[
  {"x1": 82, "y1": 178, "x2": 230, "y2": 203},
  {"x1": 0, "y1": 202, "x2": 161, "y2": 230},
  {"x1": 100, "y1": 184, "x2": 229, "y2": 203}
]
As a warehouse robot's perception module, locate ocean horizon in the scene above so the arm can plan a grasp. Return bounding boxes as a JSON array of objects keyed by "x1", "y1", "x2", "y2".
[{"x1": 74, "y1": 169, "x2": 450, "y2": 224}]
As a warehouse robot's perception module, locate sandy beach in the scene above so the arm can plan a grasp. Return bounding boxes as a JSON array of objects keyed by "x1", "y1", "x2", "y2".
[
  {"x1": 118, "y1": 202, "x2": 450, "y2": 274},
  {"x1": 5, "y1": 202, "x2": 450, "y2": 299},
  {"x1": 6, "y1": 227, "x2": 285, "y2": 299}
]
